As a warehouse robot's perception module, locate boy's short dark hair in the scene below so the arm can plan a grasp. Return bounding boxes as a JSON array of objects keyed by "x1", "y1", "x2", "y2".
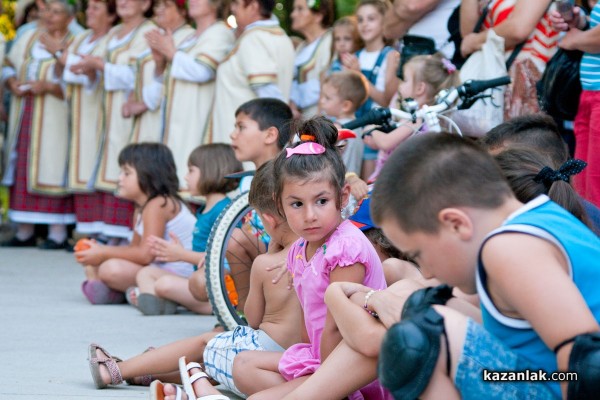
[
  {"x1": 322, "y1": 71, "x2": 369, "y2": 113},
  {"x1": 479, "y1": 114, "x2": 570, "y2": 165},
  {"x1": 242, "y1": 0, "x2": 275, "y2": 19},
  {"x1": 371, "y1": 133, "x2": 514, "y2": 233},
  {"x1": 249, "y1": 160, "x2": 279, "y2": 216},
  {"x1": 188, "y1": 144, "x2": 243, "y2": 195},
  {"x1": 235, "y1": 98, "x2": 293, "y2": 150}
]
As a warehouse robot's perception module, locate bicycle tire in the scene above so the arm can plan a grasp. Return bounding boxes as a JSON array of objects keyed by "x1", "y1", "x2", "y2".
[{"x1": 205, "y1": 192, "x2": 266, "y2": 330}]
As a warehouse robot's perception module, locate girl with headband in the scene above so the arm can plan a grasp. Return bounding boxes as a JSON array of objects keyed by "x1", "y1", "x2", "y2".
[{"x1": 232, "y1": 116, "x2": 388, "y2": 399}]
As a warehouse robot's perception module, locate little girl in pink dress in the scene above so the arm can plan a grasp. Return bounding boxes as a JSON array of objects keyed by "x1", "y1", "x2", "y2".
[{"x1": 232, "y1": 117, "x2": 388, "y2": 399}]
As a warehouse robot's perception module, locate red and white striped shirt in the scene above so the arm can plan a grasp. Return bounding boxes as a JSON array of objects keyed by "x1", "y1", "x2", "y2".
[{"x1": 484, "y1": 0, "x2": 559, "y2": 67}]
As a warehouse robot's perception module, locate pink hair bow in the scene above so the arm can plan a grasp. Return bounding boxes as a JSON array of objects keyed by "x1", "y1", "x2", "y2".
[
  {"x1": 286, "y1": 142, "x2": 326, "y2": 158},
  {"x1": 441, "y1": 58, "x2": 456, "y2": 74}
]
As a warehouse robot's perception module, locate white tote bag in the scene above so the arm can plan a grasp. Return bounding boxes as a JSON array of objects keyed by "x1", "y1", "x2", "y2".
[{"x1": 452, "y1": 29, "x2": 507, "y2": 137}]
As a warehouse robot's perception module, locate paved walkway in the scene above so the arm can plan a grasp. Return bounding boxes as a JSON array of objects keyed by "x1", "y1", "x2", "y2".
[{"x1": 0, "y1": 247, "x2": 238, "y2": 400}]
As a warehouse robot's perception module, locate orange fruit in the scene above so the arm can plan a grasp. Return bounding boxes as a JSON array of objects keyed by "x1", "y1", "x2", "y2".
[{"x1": 74, "y1": 239, "x2": 91, "y2": 252}]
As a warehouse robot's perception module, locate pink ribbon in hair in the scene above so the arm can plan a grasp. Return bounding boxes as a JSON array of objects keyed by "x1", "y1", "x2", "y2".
[{"x1": 286, "y1": 142, "x2": 326, "y2": 158}]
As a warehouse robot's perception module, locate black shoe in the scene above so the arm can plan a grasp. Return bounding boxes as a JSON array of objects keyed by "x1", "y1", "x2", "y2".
[
  {"x1": 38, "y1": 239, "x2": 68, "y2": 250},
  {"x1": 0, "y1": 235, "x2": 37, "y2": 247}
]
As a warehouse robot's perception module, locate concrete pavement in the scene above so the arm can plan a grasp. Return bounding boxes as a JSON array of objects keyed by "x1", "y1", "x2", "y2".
[{"x1": 0, "y1": 247, "x2": 239, "y2": 400}]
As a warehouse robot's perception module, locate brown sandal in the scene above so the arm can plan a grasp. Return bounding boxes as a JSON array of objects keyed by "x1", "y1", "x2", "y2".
[{"x1": 88, "y1": 343, "x2": 124, "y2": 389}]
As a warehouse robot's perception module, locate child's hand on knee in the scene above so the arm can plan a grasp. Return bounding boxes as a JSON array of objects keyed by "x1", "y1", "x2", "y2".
[{"x1": 148, "y1": 233, "x2": 183, "y2": 263}]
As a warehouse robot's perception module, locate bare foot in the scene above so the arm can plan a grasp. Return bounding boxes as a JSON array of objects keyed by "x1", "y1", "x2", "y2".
[
  {"x1": 184, "y1": 362, "x2": 225, "y2": 398},
  {"x1": 164, "y1": 383, "x2": 188, "y2": 400},
  {"x1": 95, "y1": 347, "x2": 116, "y2": 385}
]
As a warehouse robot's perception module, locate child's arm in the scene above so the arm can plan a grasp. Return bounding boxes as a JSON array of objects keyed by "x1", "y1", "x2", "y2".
[
  {"x1": 147, "y1": 232, "x2": 204, "y2": 265},
  {"x1": 320, "y1": 263, "x2": 366, "y2": 361},
  {"x1": 78, "y1": 198, "x2": 168, "y2": 266},
  {"x1": 324, "y1": 281, "x2": 387, "y2": 358},
  {"x1": 244, "y1": 254, "x2": 268, "y2": 329},
  {"x1": 482, "y1": 234, "x2": 599, "y2": 381},
  {"x1": 363, "y1": 122, "x2": 418, "y2": 152}
]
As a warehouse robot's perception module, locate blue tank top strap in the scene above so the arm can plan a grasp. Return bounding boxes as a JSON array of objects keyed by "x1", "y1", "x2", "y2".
[{"x1": 356, "y1": 46, "x2": 393, "y2": 118}]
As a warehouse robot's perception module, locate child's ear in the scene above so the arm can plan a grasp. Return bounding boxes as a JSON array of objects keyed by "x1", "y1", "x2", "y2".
[
  {"x1": 341, "y1": 99, "x2": 354, "y2": 115},
  {"x1": 340, "y1": 183, "x2": 351, "y2": 209},
  {"x1": 259, "y1": 211, "x2": 279, "y2": 231},
  {"x1": 414, "y1": 81, "x2": 428, "y2": 98},
  {"x1": 437, "y1": 208, "x2": 473, "y2": 240},
  {"x1": 263, "y1": 126, "x2": 279, "y2": 146}
]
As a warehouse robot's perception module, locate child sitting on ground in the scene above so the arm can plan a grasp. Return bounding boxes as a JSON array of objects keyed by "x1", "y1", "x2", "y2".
[
  {"x1": 87, "y1": 161, "x2": 303, "y2": 397},
  {"x1": 363, "y1": 52, "x2": 460, "y2": 182},
  {"x1": 371, "y1": 134, "x2": 600, "y2": 399},
  {"x1": 75, "y1": 143, "x2": 196, "y2": 305},
  {"x1": 126, "y1": 144, "x2": 242, "y2": 315},
  {"x1": 231, "y1": 117, "x2": 388, "y2": 399},
  {"x1": 319, "y1": 70, "x2": 369, "y2": 176},
  {"x1": 186, "y1": 98, "x2": 294, "y2": 312}
]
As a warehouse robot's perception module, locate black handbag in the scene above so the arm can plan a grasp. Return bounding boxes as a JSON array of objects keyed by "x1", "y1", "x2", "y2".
[{"x1": 537, "y1": 48, "x2": 583, "y2": 121}]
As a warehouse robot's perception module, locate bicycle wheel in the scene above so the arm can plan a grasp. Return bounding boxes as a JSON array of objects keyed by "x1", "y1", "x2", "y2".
[{"x1": 205, "y1": 192, "x2": 267, "y2": 330}]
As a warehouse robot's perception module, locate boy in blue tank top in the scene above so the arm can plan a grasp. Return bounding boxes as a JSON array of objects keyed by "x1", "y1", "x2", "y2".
[{"x1": 371, "y1": 134, "x2": 600, "y2": 400}]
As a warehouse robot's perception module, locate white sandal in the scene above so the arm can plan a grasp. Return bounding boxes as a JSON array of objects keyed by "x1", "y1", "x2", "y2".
[
  {"x1": 178, "y1": 357, "x2": 230, "y2": 400},
  {"x1": 149, "y1": 380, "x2": 183, "y2": 400}
]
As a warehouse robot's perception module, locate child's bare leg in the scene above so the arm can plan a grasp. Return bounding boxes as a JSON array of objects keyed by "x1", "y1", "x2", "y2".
[
  {"x1": 189, "y1": 268, "x2": 208, "y2": 302},
  {"x1": 360, "y1": 159, "x2": 376, "y2": 181},
  {"x1": 136, "y1": 265, "x2": 164, "y2": 294},
  {"x1": 98, "y1": 258, "x2": 143, "y2": 292},
  {"x1": 282, "y1": 341, "x2": 378, "y2": 400},
  {"x1": 85, "y1": 265, "x2": 100, "y2": 280},
  {"x1": 155, "y1": 274, "x2": 213, "y2": 314},
  {"x1": 95, "y1": 332, "x2": 218, "y2": 385},
  {"x1": 232, "y1": 351, "x2": 285, "y2": 396},
  {"x1": 248, "y1": 376, "x2": 309, "y2": 400}
]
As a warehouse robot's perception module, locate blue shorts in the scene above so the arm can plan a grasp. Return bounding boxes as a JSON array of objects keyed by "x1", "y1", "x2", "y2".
[
  {"x1": 454, "y1": 319, "x2": 559, "y2": 400},
  {"x1": 363, "y1": 144, "x2": 378, "y2": 160}
]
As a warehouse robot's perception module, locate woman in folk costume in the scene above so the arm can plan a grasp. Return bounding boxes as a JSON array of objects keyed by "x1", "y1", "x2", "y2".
[
  {"x1": 148, "y1": 0, "x2": 235, "y2": 184},
  {"x1": 208, "y1": 0, "x2": 295, "y2": 144},
  {"x1": 289, "y1": 0, "x2": 334, "y2": 118},
  {"x1": 59, "y1": 0, "x2": 118, "y2": 239},
  {"x1": 124, "y1": 0, "x2": 194, "y2": 144},
  {"x1": 71, "y1": 0, "x2": 156, "y2": 240},
  {"x1": 1, "y1": 0, "x2": 76, "y2": 249},
  {"x1": 146, "y1": 0, "x2": 234, "y2": 185}
]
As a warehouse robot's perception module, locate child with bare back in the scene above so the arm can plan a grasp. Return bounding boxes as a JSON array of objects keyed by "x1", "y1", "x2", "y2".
[
  {"x1": 187, "y1": 98, "x2": 294, "y2": 311},
  {"x1": 86, "y1": 161, "x2": 303, "y2": 400}
]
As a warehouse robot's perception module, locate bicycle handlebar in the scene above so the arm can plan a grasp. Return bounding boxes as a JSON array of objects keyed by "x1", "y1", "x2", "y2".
[
  {"x1": 341, "y1": 108, "x2": 392, "y2": 130},
  {"x1": 457, "y1": 76, "x2": 511, "y2": 99},
  {"x1": 341, "y1": 76, "x2": 511, "y2": 130}
]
